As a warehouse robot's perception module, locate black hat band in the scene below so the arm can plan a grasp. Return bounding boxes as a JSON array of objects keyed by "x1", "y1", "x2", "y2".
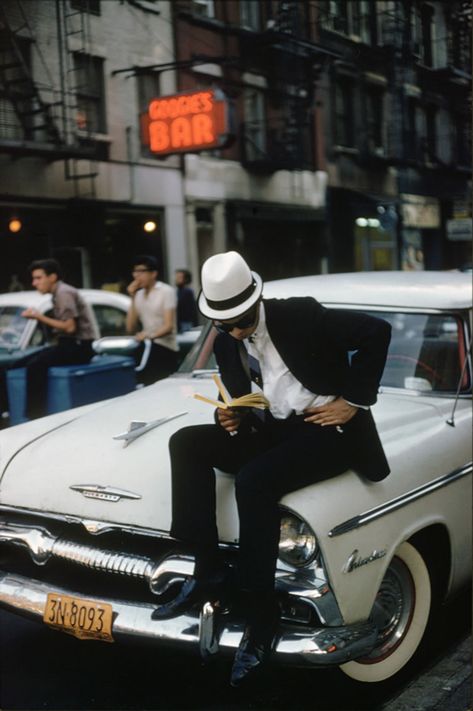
[{"x1": 204, "y1": 280, "x2": 257, "y2": 311}]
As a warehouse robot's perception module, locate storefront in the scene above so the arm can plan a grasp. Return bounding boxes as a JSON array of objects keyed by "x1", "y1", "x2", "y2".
[{"x1": 0, "y1": 200, "x2": 167, "y2": 293}]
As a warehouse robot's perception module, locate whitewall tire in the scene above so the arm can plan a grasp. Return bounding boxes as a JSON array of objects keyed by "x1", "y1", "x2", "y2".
[{"x1": 340, "y1": 541, "x2": 432, "y2": 683}]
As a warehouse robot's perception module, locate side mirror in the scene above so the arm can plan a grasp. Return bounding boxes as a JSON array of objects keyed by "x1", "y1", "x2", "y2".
[
  {"x1": 93, "y1": 336, "x2": 152, "y2": 372},
  {"x1": 92, "y1": 336, "x2": 140, "y2": 355}
]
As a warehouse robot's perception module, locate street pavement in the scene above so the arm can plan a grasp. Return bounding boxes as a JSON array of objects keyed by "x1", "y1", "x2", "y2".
[{"x1": 381, "y1": 635, "x2": 471, "y2": 711}]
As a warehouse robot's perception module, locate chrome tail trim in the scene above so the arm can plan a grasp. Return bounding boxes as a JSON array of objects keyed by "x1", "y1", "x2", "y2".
[{"x1": 0, "y1": 573, "x2": 377, "y2": 667}]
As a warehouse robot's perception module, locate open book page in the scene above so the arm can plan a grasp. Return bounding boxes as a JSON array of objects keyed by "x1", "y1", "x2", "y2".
[{"x1": 193, "y1": 373, "x2": 270, "y2": 411}]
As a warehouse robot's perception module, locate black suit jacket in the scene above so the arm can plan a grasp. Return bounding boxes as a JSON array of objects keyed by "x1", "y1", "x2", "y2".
[{"x1": 214, "y1": 297, "x2": 392, "y2": 481}]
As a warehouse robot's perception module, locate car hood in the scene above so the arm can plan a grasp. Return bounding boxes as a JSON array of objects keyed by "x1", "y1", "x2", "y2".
[{"x1": 0, "y1": 376, "x2": 445, "y2": 543}]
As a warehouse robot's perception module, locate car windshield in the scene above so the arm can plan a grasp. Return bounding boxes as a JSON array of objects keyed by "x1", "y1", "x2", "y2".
[
  {"x1": 178, "y1": 310, "x2": 470, "y2": 394},
  {"x1": 0, "y1": 306, "x2": 29, "y2": 349}
]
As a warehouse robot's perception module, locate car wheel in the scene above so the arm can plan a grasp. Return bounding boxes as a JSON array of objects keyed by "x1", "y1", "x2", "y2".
[{"x1": 340, "y1": 541, "x2": 431, "y2": 683}]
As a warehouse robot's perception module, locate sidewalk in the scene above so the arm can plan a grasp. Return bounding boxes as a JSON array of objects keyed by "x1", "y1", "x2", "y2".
[{"x1": 381, "y1": 636, "x2": 471, "y2": 711}]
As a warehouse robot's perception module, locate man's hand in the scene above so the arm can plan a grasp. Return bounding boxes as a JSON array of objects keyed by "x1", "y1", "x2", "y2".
[
  {"x1": 21, "y1": 308, "x2": 40, "y2": 321},
  {"x1": 217, "y1": 407, "x2": 241, "y2": 433},
  {"x1": 304, "y1": 398, "x2": 358, "y2": 426},
  {"x1": 134, "y1": 331, "x2": 149, "y2": 342},
  {"x1": 127, "y1": 279, "x2": 140, "y2": 297}
]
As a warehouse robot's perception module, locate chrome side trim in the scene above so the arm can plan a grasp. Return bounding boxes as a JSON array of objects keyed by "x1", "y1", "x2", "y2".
[
  {"x1": 0, "y1": 573, "x2": 377, "y2": 666},
  {"x1": 329, "y1": 463, "x2": 472, "y2": 538}
]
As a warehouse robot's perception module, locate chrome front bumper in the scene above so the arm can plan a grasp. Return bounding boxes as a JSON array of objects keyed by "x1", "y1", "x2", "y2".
[{"x1": 0, "y1": 572, "x2": 377, "y2": 666}]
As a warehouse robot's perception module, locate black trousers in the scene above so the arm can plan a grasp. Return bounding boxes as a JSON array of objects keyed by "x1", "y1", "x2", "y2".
[
  {"x1": 137, "y1": 342, "x2": 178, "y2": 386},
  {"x1": 9, "y1": 339, "x2": 94, "y2": 419},
  {"x1": 169, "y1": 419, "x2": 350, "y2": 595}
]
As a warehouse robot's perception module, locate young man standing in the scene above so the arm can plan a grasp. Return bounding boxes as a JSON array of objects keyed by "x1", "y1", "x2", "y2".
[{"x1": 126, "y1": 255, "x2": 178, "y2": 384}]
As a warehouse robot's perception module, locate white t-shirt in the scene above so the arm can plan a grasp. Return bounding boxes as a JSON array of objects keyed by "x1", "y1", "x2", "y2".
[{"x1": 134, "y1": 281, "x2": 178, "y2": 352}]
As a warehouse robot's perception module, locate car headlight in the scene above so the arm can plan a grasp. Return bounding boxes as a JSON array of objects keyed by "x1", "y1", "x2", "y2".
[{"x1": 278, "y1": 509, "x2": 318, "y2": 567}]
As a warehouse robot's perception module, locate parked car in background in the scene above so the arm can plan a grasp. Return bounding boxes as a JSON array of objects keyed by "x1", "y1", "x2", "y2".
[
  {"x1": 0, "y1": 271, "x2": 470, "y2": 684},
  {"x1": 0, "y1": 289, "x2": 131, "y2": 369}
]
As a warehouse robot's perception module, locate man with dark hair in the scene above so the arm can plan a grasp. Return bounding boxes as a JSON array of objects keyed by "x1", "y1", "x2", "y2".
[
  {"x1": 175, "y1": 268, "x2": 198, "y2": 333},
  {"x1": 126, "y1": 255, "x2": 178, "y2": 384},
  {"x1": 3, "y1": 258, "x2": 98, "y2": 420},
  {"x1": 153, "y1": 251, "x2": 392, "y2": 687}
]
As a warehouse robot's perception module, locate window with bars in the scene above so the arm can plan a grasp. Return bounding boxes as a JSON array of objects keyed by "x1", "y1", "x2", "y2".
[{"x1": 73, "y1": 53, "x2": 106, "y2": 134}]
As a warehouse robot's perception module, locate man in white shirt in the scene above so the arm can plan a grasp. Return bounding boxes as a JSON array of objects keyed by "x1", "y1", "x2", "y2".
[
  {"x1": 153, "y1": 252, "x2": 391, "y2": 687},
  {"x1": 126, "y1": 255, "x2": 178, "y2": 384}
]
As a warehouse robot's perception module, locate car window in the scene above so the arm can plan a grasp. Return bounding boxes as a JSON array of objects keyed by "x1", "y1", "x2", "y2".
[
  {"x1": 366, "y1": 311, "x2": 469, "y2": 393},
  {"x1": 92, "y1": 305, "x2": 128, "y2": 337},
  {"x1": 179, "y1": 310, "x2": 470, "y2": 394},
  {"x1": 0, "y1": 307, "x2": 29, "y2": 348}
]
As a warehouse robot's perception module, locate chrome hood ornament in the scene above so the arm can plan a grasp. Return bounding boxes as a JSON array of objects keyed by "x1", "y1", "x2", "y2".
[
  {"x1": 70, "y1": 485, "x2": 142, "y2": 502},
  {"x1": 113, "y1": 412, "x2": 188, "y2": 447}
]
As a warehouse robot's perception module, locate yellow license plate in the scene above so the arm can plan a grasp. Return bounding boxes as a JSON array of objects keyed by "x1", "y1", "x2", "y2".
[{"x1": 43, "y1": 593, "x2": 114, "y2": 642}]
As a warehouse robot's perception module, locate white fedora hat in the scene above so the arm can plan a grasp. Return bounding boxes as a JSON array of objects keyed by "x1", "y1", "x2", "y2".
[{"x1": 198, "y1": 251, "x2": 263, "y2": 320}]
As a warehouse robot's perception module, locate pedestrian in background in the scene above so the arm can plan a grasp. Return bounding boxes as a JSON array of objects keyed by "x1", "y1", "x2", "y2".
[
  {"x1": 126, "y1": 255, "x2": 178, "y2": 384},
  {"x1": 175, "y1": 268, "x2": 198, "y2": 333},
  {"x1": 2, "y1": 258, "x2": 98, "y2": 420}
]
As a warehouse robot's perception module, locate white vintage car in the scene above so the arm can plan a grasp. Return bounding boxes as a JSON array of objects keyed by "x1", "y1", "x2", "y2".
[{"x1": 0, "y1": 271, "x2": 470, "y2": 684}]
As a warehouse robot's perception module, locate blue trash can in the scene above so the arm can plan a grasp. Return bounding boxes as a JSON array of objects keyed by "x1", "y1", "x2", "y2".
[{"x1": 6, "y1": 356, "x2": 136, "y2": 425}]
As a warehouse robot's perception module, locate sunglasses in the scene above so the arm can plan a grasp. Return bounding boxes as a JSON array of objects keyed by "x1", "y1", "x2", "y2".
[{"x1": 213, "y1": 305, "x2": 258, "y2": 334}]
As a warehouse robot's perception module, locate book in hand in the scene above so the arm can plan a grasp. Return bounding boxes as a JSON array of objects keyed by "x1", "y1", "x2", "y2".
[{"x1": 193, "y1": 373, "x2": 270, "y2": 411}]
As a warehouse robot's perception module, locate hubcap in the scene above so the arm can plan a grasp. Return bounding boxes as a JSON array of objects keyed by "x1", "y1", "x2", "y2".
[{"x1": 359, "y1": 556, "x2": 415, "y2": 663}]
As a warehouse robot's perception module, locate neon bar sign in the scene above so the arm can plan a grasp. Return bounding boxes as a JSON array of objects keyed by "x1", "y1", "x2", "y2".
[{"x1": 142, "y1": 89, "x2": 232, "y2": 155}]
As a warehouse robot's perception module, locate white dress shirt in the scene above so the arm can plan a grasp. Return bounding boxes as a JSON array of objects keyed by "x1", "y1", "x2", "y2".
[
  {"x1": 244, "y1": 303, "x2": 336, "y2": 419},
  {"x1": 244, "y1": 302, "x2": 366, "y2": 420}
]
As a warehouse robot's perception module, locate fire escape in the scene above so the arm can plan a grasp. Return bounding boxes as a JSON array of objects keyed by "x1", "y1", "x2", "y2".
[
  {"x1": 234, "y1": 1, "x2": 337, "y2": 173},
  {"x1": 0, "y1": 0, "x2": 98, "y2": 197}
]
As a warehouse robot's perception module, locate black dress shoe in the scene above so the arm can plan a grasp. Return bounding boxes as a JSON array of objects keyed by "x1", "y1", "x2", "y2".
[
  {"x1": 151, "y1": 576, "x2": 224, "y2": 620},
  {"x1": 230, "y1": 617, "x2": 278, "y2": 687}
]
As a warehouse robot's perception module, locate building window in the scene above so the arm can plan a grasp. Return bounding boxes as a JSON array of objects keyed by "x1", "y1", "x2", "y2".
[
  {"x1": 243, "y1": 88, "x2": 266, "y2": 160},
  {"x1": 424, "y1": 105, "x2": 436, "y2": 160},
  {"x1": 320, "y1": 0, "x2": 374, "y2": 41},
  {"x1": 240, "y1": 0, "x2": 261, "y2": 31},
  {"x1": 137, "y1": 71, "x2": 160, "y2": 157},
  {"x1": 455, "y1": 114, "x2": 471, "y2": 168},
  {"x1": 366, "y1": 87, "x2": 384, "y2": 152},
  {"x1": 320, "y1": 1, "x2": 349, "y2": 34},
  {"x1": 420, "y1": 3, "x2": 434, "y2": 66},
  {"x1": 352, "y1": 1, "x2": 372, "y2": 43},
  {"x1": 405, "y1": 98, "x2": 419, "y2": 160},
  {"x1": 73, "y1": 53, "x2": 106, "y2": 133},
  {"x1": 0, "y1": 38, "x2": 32, "y2": 140},
  {"x1": 192, "y1": 0, "x2": 214, "y2": 18},
  {"x1": 334, "y1": 79, "x2": 354, "y2": 147},
  {"x1": 70, "y1": 0, "x2": 101, "y2": 15}
]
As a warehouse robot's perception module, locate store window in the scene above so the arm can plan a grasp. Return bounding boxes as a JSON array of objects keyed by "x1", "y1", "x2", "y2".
[{"x1": 354, "y1": 217, "x2": 397, "y2": 271}]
